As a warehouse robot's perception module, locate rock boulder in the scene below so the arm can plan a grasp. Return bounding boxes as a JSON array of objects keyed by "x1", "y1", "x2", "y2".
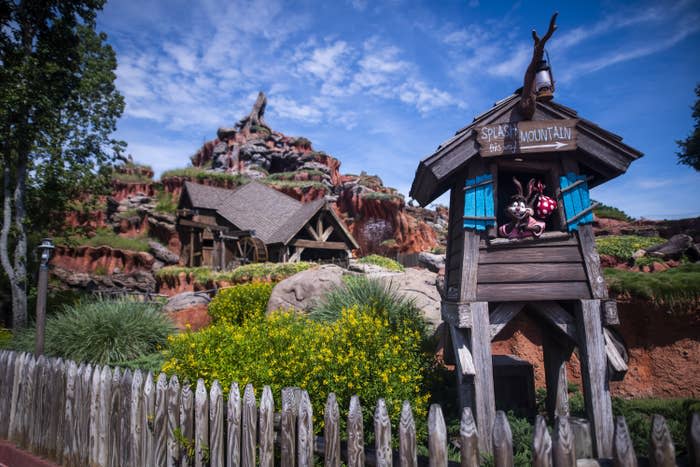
[
  {"x1": 417, "y1": 252, "x2": 445, "y2": 273},
  {"x1": 163, "y1": 292, "x2": 212, "y2": 331},
  {"x1": 267, "y1": 264, "x2": 344, "y2": 313}
]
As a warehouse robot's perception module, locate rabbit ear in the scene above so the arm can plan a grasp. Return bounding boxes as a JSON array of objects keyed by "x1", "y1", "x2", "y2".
[
  {"x1": 526, "y1": 178, "x2": 536, "y2": 199},
  {"x1": 512, "y1": 177, "x2": 523, "y2": 196}
]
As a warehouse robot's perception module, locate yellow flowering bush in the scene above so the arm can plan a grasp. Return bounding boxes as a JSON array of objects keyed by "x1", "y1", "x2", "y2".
[
  {"x1": 207, "y1": 282, "x2": 273, "y2": 325},
  {"x1": 163, "y1": 306, "x2": 431, "y2": 436}
]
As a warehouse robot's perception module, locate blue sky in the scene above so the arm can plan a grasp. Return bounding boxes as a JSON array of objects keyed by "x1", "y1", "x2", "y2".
[{"x1": 97, "y1": 0, "x2": 700, "y2": 219}]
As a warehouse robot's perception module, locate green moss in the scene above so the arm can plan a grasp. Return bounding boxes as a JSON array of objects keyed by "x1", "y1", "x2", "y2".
[
  {"x1": 361, "y1": 191, "x2": 404, "y2": 202},
  {"x1": 595, "y1": 235, "x2": 665, "y2": 260},
  {"x1": 117, "y1": 208, "x2": 141, "y2": 219},
  {"x1": 604, "y1": 263, "x2": 700, "y2": 310},
  {"x1": 358, "y1": 254, "x2": 404, "y2": 272},
  {"x1": 160, "y1": 167, "x2": 250, "y2": 186}
]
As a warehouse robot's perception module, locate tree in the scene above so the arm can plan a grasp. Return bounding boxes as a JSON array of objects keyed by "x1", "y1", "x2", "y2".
[
  {"x1": 0, "y1": 0, "x2": 125, "y2": 330},
  {"x1": 677, "y1": 84, "x2": 700, "y2": 171}
]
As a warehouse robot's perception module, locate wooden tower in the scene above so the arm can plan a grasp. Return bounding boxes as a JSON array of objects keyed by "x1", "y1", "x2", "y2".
[{"x1": 410, "y1": 92, "x2": 642, "y2": 457}]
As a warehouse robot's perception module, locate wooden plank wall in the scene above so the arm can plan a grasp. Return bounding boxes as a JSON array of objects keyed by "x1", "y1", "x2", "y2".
[
  {"x1": 476, "y1": 237, "x2": 592, "y2": 302},
  {"x1": 0, "y1": 349, "x2": 693, "y2": 466}
]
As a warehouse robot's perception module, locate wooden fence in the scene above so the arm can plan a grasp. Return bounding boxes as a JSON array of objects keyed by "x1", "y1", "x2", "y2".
[{"x1": 0, "y1": 349, "x2": 698, "y2": 467}]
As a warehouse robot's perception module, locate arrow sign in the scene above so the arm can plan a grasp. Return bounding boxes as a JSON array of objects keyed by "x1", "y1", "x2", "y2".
[
  {"x1": 520, "y1": 141, "x2": 571, "y2": 151},
  {"x1": 475, "y1": 118, "x2": 578, "y2": 157}
]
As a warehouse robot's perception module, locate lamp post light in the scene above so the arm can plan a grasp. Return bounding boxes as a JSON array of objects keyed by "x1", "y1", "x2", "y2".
[
  {"x1": 534, "y1": 56, "x2": 555, "y2": 101},
  {"x1": 35, "y1": 238, "x2": 54, "y2": 356}
]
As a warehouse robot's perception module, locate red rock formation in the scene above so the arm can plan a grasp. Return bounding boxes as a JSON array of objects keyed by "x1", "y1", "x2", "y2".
[
  {"x1": 490, "y1": 302, "x2": 700, "y2": 399},
  {"x1": 51, "y1": 245, "x2": 154, "y2": 275}
]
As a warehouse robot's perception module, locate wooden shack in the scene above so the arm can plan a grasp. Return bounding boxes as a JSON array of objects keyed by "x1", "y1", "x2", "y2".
[
  {"x1": 410, "y1": 93, "x2": 642, "y2": 456},
  {"x1": 177, "y1": 181, "x2": 358, "y2": 267}
]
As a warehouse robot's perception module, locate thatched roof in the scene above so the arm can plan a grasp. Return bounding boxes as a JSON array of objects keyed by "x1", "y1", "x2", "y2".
[{"x1": 180, "y1": 181, "x2": 358, "y2": 248}]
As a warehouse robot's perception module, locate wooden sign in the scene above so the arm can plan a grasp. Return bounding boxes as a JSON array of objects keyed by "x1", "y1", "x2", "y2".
[{"x1": 476, "y1": 118, "x2": 578, "y2": 157}]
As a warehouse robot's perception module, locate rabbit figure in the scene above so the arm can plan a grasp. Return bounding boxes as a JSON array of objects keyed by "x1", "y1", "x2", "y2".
[{"x1": 498, "y1": 177, "x2": 545, "y2": 239}]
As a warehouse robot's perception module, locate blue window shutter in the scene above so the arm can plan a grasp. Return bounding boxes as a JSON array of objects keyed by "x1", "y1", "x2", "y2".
[
  {"x1": 463, "y1": 173, "x2": 495, "y2": 231},
  {"x1": 560, "y1": 172, "x2": 595, "y2": 231}
]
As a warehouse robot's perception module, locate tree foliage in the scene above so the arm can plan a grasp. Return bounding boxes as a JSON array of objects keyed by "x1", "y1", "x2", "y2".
[
  {"x1": 676, "y1": 83, "x2": 700, "y2": 171},
  {"x1": 0, "y1": 0, "x2": 124, "y2": 329}
]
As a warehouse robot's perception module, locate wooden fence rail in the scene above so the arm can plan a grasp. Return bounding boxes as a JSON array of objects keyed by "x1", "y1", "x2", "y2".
[{"x1": 0, "y1": 350, "x2": 698, "y2": 466}]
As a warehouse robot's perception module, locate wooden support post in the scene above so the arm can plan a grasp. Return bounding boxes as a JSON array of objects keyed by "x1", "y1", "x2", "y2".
[
  {"x1": 575, "y1": 299, "x2": 614, "y2": 458},
  {"x1": 470, "y1": 302, "x2": 495, "y2": 454},
  {"x1": 189, "y1": 228, "x2": 195, "y2": 267},
  {"x1": 577, "y1": 225, "x2": 608, "y2": 300},
  {"x1": 542, "y1": 332, "x2": 573, "y2": 420}
]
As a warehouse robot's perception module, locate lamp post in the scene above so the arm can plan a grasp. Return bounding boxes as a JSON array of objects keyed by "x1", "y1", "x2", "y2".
[{"x1": 35, "y1": 238, "x2": 54, "y2": 356}]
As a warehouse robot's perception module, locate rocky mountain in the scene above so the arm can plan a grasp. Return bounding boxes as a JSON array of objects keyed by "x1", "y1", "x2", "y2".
[
  {"x1": 164, "y1": 91, "x2": 443, "y2": 255},
  {"x1": 52, "y1": 93, "x2": 447, "y2": 293}
]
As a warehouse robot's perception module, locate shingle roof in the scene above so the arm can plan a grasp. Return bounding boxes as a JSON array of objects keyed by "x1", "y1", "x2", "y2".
[
  {"x1": 181, "y1": 181, "x2": 358, "y2": 247},
  {"x1": 409, "y1": 95, "x2": 643, "y2": 206}
]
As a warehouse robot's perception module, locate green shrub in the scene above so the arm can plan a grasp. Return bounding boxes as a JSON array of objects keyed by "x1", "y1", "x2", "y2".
[
  {"x1": 0, "y1": 328, "x2": 12, "y2": 349},
  {"x1": 261, "y1": 179, "x2": 328, "y2": 192},
  {"x1": 11, "y1": 299, "x2": 174, "y2": 365},
  {"x1": 163, "y1": 307, "x2": 431, "y2": 437},
  {"x1": 358, "y1": 254, "x2": 404, "y2": 272},
  {"x1": 267, "y1": 169, "x2": 326, "y2": 181},
  {"x1": 592, "y1": 201, "x2": 632, "y2": 221},
  {"x1": 226, "y1": 262, "x2": 315, "y2": 283},
  {"x1": 596, "y1": 235, "x2": 665, "y2": 260},
  {"x1": 208, "y1": 282, "x2": 273, "y2": 325},
  {"x1": 160, "y1": 167, "x2": 250, "y2": 186},
  {"x1": 604, "y1": 263, "x2": 700, "y2": 310},
  {"x1": 611, "y1": 398, "x2": 700, "y2": 456},
  {"x1": 156, "y1": 262, "x2": 315, "y2": 285},
  {"x1": 309, "y1": 275, "x2": 426, "y2": 338},
  {"x1": 154, "y1": 190, "x2": 178, "y2": 214},
  {"x1": 111, "y1": 171, "x2": 152, "y2": 184}
]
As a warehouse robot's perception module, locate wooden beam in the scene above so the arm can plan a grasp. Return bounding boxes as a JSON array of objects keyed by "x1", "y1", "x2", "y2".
[
  {"x1": 577, "y1": 225, "x2": 608, "y2": 300},
  {"x1": 290, "y1": 239, "x2": 348, "y2": 250},
  {"x1": 489, "y1": 302, "x2": 526, "y2": 340},
  {"x1": 470, "y1": 302, "x2": 495, "y2": 455},
  {"x1": 305, "y1": 224, "x2": 320, "y2": 241},
  {"x1": 479, "y1": 246, "x2": 583, "y2": 264},
  {"x1": 478, "y1": 263, "x2": 587, "y2": 284},
  {"x1": 459, "y1": 231, "x2": 480, "y2": 301},
  {"x1": 603, "y1": 328, "x2": 628, "y2": 380},
  {"x1": 485, "y1": 231, "x2": 574, "y2": 247},
  {"x1": 288, "y1": 247, "x2": 304, "y2": 263},
  {"x1": 321, "y1": 226, "x2": 334, "y2": 242},
  {"x1": 477, "y1": 282, "x2": 591, "y2": 302},
  {"x1": 542, "y1": 333, "x2": 573, "y2": 421},
  {"x1": 178, "y1": 218, "x2": 254, "y2": 237},
  {"x1": 448, "y1": 324, "x2": 475, "y2": 376},
  {"x1": 576, "y1": 299, "x2": 614, "y2": 458},
  {"x1": 441, "y1": 302, "x2": 472, "y2": 328},
  {"x1": 529, "y1": 301, "x2": 578, "y2": 345}
]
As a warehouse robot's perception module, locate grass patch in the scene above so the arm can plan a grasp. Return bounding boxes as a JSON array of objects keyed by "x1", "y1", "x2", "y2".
[
  {"x1": 604, "y1": 263, "x2": 700, "y2": 309},
  {"x1": 593, "y1": 200, "x2": 632, "y2": 221},
  {"x1": 358, "y1": 254, "x2": 404, "y2": 272},
  {"x1": 267, "y1": 169, "x2": 327, "y2": 181},
  {"x1": 156, "y1": 262, "x2": 315, "y2": 284},
  {"x1": 66, "y1": 228, "x2": 150, "y2": 252},
  {"x1": 596, "y1": 235, "x2": 665, "y2": 260},
  {"x1": 309, "y1": 275, "x2": 426, "y2": 338},
  {"x1": 361, "y1": 191, "x2": 404, "y2": 202},
  {"x1": 111, "y1": 171, "x2": 152, "y2": 184},
  {"x1": 11, "y1": 299, "x2": 174, "y2": 365},
  {"x1": 117, "y1": 208, "x2": 141, "y2": 219},
  {"x1": 154, "y1": 189, "x2": 178, "y2": 214},
  {"x1": 261, "y1": 179, "x2": 328, "y2": 191},
  {"x1": 160, "y1": 167, "x2": 250, "y2": 186}
]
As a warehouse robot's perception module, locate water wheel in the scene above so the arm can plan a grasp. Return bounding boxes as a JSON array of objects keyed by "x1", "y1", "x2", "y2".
[{"x1": 236, "y1": 236, "x2": 268, "y2": 263}]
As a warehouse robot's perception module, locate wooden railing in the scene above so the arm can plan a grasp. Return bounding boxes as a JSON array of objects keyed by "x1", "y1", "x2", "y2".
[{"x1": 0, "y1": 349, "x2": 698, "y2": 466}]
